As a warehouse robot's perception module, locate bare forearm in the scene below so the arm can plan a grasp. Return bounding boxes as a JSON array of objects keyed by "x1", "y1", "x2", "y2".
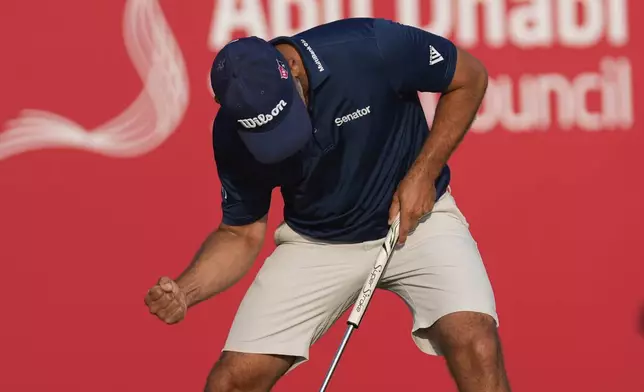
[
  {"x1": 175, "y1": 226, "x2": 263, "y2": 307},
  {"x1": 414, "y1": 51, "x2": 488, "y2": 179}
]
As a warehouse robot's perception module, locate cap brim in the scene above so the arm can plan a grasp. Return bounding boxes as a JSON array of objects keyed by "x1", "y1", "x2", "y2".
[{"x1": 238, "y1": 91, "x2": 312, "y2": 164}]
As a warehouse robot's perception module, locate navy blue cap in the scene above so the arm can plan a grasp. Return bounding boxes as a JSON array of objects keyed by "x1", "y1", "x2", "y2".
[{"x1": 210, "y1": 37, "x2": 313, "y2": 164}]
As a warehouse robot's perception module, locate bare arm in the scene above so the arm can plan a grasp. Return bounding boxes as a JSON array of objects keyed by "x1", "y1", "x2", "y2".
[
  {"x1": 176, "y1": 215, "x2": 267, "y2": 307},
  {"x1": 389, "y1": 46, "x2": 488, "y2": 243},
  {"x1": 412, "y1": 47, "x2": 488, "y2": 179}
]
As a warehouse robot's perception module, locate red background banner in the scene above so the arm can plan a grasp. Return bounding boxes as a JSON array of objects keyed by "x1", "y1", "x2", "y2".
[{"x1": 0, "y1": 1, "x2": 642, "y2": 391}]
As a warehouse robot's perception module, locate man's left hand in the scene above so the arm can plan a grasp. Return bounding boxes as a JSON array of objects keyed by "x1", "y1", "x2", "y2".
[{"x1": 388, "y1": 166, "x2": 437, "y2": 245}]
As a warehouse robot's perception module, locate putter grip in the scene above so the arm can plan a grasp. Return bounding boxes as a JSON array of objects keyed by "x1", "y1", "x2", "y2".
[{"x1": 347, "y1": 215, "x2": 400, "y2": 327}]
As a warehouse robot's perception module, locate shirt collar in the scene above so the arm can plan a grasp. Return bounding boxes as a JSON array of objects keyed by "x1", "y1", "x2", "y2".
[{"x1": 270, "y1": 36, "x2": 330, "y2": 90}]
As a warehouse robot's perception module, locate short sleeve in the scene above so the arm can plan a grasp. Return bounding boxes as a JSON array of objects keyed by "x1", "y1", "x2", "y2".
[
  {"x1": 374, "y1": 19, "x2": 457, "y2": 94},
  {"x1": 213, "y1": 117, "x2": 274, "y2": 226}
]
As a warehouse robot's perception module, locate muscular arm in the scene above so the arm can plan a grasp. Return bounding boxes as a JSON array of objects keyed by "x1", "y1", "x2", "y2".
[
  {"x1": 175, "y1": 216, "x2": 267, "y2": 307},
  {"x1": 412, "y1": 48, "x2": 488, "y2": 180},
  {"x1": 377, "y1": 22, "x2": 489, "y2": 242},
  {"x1": 374, "y1": 19, "x2": 488, "y2": 182}
]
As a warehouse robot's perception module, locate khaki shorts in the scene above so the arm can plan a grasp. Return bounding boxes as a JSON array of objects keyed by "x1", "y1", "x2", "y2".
[{"x1": 223, "y1": 190, "x2": 498, "y2": 371}]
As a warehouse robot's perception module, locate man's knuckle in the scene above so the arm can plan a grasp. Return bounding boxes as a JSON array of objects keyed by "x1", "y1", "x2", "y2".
[{"x1": 169, "y1": 311, "x2": 184, "y2": 324}]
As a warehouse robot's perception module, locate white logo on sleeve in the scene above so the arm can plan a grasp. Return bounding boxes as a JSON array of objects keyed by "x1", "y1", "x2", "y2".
[
  {"x1": 237, "y1": 100, "x2": 287, "y2": 129},
  {"x1": 429, "y1": 45, "x2": 444, "y2": 65},
  {"x1": 334, "y1": 106, "x2": 371, "y2": 126}
]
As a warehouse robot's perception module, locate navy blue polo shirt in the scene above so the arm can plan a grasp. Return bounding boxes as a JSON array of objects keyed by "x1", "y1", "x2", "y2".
[{"x1": 212, "y1": 18, "x2": 456, "y2": 242}]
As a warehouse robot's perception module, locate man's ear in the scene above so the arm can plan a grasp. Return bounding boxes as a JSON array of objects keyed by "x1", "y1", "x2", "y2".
[{"x1": 287, "y1": 58, "x2": 302, "y2": 78}]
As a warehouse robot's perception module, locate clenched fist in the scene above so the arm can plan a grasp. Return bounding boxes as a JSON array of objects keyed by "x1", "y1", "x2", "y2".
[{"x1": 144, "y1": 277, "x2": 187, "y2": 324}]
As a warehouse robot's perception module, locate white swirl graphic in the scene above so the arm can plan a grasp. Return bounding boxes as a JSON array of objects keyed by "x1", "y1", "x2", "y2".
[{"x1": 0, "y1": 0, "x2": 189, "y2": 160}]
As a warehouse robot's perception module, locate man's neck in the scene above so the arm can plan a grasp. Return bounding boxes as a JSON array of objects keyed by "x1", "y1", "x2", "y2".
[{"x1": 275, "y1": 43, "x2": 310, "y2": 104}]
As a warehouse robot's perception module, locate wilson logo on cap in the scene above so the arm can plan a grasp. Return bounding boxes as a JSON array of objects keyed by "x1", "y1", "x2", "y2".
[{"x1": 237, "y1": 100, "x2": 288, "y2": 129}]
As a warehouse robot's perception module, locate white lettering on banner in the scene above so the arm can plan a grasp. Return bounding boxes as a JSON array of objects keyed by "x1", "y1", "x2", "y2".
[
  {"x1": 421, "y1": 57, "x2": 633, "y2": 133},
  {"x1": 607, "y1": 0, "x2": 629, "y2": 46},
  {"x1": 238, "y1": 100, "x2": 288, "y2": 129},
  {"x1": 398, "y1": 0, "x2": 452, "y2": 37},
  {"x1": 508, "y1": 0, "x2": 553, "y2": 48},
  {"x1": 322, "y1": 0, "x2": 343, "y2": 23},
  {"x1": 208, "y1": 0, "x2": 375, "y2": 52},
  {"x1": 208, "y1": 0, "x2": 629, "y2": 50},
  {"x1": 396, "y1": 0, "x2": 629, "y2": 48},
  {"x1": 270, "y1": 0, "x2": 317, "y2": 38},
  {"x1": 209, "y1": 0, "x2": 268, "y2": 51},
  {"x1": 350, "y1": 0, "x2": 373, "y2": 18},
  {"x1": 322, "y1": 0, "x2": 372, "y2": 23},
  {"x1": 458, "y1": 0, "x2": 507, "y2": 47},
  {"x1": 558, "y1": 0, "x2": 603, "y2": 47}
]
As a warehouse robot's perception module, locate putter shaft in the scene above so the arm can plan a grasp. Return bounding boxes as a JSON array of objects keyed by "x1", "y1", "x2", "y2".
[{"x1": 319, "y1": 325, "x2": 355, "y2": 392}]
